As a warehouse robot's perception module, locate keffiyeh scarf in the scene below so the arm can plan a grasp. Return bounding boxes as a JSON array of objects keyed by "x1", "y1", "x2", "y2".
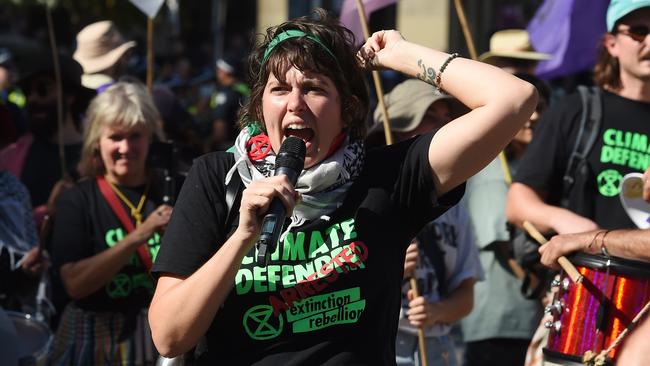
[{"x1": 225, "y1": 126, "x2": 365, "y2": 236}]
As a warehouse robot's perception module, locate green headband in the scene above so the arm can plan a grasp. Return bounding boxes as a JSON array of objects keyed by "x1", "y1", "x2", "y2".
[{"x1": 261, "y1": 29, "x2": 339, "y2": 66}]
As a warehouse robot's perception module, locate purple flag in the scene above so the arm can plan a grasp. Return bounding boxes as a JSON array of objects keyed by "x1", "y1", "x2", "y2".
[{"x1": 527, "y1": 0, "x2": 609, "y2": 79}]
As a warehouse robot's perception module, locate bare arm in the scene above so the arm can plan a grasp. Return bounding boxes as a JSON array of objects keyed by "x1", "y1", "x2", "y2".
[
  {"x1": 60, "y1": 205, "x2": 172, "y2": 299},
  {"x1": 406, "y1": 278, "x2": 476, "y2": 327},
  {"x1": 617, "y1": 315, "x2": 650, "y2": 366},
  {"x1": 506, "y1": 182, "x2": 599, "y2": 234},
  {"x1": 539, "y1": 229, "x2": 650, "y2": 268},
  {"x1": 149, "y1": 175, "x2": 298, "y2": 357},
  {"x1": 150, "y1": 231, "x2": 255, "y2": 356},
  {"x1": 359, "y1": 31, "x2": 537, "y2": 195}
]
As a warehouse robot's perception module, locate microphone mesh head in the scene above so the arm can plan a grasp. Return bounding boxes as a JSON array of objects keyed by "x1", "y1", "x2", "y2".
[{"x1": 275, "y1": 136, "x2": 306, "y2": 171}]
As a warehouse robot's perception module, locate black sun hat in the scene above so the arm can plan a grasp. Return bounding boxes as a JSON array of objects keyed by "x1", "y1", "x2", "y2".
[{"x1": 18, "y1": 48, "x2": 96, "y2": 103}]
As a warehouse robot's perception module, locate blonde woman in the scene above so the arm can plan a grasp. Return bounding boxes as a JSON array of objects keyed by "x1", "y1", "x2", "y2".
[{"x1": 50, "y1": 81, "x2": 172, "y2": 365}]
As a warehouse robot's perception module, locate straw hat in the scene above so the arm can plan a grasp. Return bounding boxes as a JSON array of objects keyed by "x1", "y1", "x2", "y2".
[
  {"x1": 478, "y1": 29, "x2": 550, "y2": 64},
  {"x1": 73, "y1": 21, "x2": 136, "y2": 74}
]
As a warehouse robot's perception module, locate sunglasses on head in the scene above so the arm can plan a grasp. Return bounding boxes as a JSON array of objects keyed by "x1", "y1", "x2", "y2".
[{"x1": 616, "y1": 24, "x2": 650, "y2": 42}]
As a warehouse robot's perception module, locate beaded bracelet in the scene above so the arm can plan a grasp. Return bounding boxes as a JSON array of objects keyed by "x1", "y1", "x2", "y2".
[{"x1": 435, "y1": 53, "x2": 459, "y2": 92}]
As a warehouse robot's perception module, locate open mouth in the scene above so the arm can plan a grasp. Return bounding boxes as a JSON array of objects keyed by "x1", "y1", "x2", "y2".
[{"x1": 284, "y1": 124, "x2": 314, "y2": 144}]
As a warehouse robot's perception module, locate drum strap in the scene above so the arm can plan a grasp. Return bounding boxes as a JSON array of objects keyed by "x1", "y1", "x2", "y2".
[{"x1": 96, "y1": 176, "x2": 153, "y2": 272}]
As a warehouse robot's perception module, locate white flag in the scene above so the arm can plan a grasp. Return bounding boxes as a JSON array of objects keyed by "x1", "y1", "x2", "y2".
[
  {"x1": 129, "y1": 0, "x2": 165, "y2": 19},
  {"x1": 339, "y1": 0, "x2": 398, "y2": 44}
]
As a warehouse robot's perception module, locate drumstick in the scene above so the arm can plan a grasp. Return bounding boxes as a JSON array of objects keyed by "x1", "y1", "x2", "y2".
[
  {"x1": 522, "y1": 221, "x2": 583, "y2": 284},
  {"x1": 409, "y1": 277, "x2": 429, "y2": 366}
]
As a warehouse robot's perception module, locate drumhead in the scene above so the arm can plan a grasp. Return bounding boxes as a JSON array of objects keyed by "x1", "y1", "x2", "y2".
[
  {"x1": 569, "y1": 252, "x2": 650, "y2": 278},
  {"x1": 6, "y1": 311, "x2": 52, "y2": 362}
]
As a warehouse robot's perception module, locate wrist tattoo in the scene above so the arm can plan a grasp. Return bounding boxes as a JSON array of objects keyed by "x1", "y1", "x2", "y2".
[{"x1": 416, "y1": 59, "x2": 436, "y2": 85}]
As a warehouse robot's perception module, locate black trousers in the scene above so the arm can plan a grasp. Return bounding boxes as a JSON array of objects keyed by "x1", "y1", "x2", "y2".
[{"x1": 464, "y1": 338, "x2": 530, "y2": 366}]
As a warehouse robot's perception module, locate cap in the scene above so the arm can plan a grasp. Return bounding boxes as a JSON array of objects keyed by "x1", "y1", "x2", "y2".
[
  {"x1": 370, "y1": 79, "x2": 467, "y2": 135},
  {"x1": 607, "y1": 0, "x2": 650, "y2": 32}
]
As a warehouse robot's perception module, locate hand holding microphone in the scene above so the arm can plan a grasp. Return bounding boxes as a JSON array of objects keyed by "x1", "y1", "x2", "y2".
[{"x1": 240, "y1": 137, "x2": 306, "y2": 266}]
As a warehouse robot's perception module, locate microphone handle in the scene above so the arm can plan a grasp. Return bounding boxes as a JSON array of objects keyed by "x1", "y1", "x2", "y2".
[{"x1": 255, "y1": 167, "x2": 300, "y2": 266}]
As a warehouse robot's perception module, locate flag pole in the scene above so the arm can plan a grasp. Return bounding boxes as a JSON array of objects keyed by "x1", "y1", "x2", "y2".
[
  {"x1": 147, "y1": 17, "x2": 154, "y2": 93},
  {"x1": 45, "y1": 4, "x2": 67, "y2": 180},
  {"x1": 453, "y1": 0, "x2": 477, "y2": 60},
  {"x1": 354, "y1": 0, "x2": 393, "y2": 146},
  {"x1": 453, "y1": 0, "x2": 511, "y2": 184},
  {"x1": 353, "y1": 5, "x2": 425, "y2": 363},
  {"x1": 408, "y1": 277, "x2": 429, "y2": 366}
]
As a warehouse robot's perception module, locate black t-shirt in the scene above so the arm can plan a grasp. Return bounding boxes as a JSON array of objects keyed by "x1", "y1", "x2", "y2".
[
  {"x1": 21, "y1": 137, "x2": 81, "y2": 208},
  {"x1": 152, "y1": 133, "x2": 464, "y2": 365},
  {"x1": 514, "y1": 89, "x2": 650, "y2": 229},
  {"x1": 50, "y1": 177, "x2": 164, "y2": 313}
]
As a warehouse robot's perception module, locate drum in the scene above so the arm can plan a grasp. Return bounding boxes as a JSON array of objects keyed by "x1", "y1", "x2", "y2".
[
  {"x1": 6, "y1": 311, "x2": 52, "y2": 366},
  {"x1": 542, "y1": 253, "x2": 650, "y2": 365}
]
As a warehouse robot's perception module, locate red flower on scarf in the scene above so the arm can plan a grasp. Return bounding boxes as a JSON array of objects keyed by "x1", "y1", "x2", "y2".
[{"x1": 247, "y1": 134, "x2": 272, "y2": 161}]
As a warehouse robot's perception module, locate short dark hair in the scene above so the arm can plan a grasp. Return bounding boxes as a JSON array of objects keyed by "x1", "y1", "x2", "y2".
[{"x1": 238, "y1": 8, "x2": 369, "y2": 140}]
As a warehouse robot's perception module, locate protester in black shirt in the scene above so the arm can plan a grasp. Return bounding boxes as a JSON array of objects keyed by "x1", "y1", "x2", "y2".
[
  {"x1": 0, "y1": 51, "x2": 94, "y2": 228},
  {"x1": 206, "y1": 54, "x2": 250, "y2": 151},
  {"x1": 50, "y1": 81, "x2": 171, "y2": 365},
  {"x1": 149, "y1": 9, "x2": 537, "y2": 365},
  {"x1": 507, "y1": 1, "x2": 650, "y2": 234}
]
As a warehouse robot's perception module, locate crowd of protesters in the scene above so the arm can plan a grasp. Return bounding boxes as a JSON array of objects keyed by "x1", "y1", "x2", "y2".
[{"x1": 1, "y1": 0, "x2": 650, "y2": 365}]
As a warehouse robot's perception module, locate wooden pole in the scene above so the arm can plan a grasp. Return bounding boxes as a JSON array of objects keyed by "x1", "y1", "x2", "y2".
[
  {"x1": 452, "y1": 0, "x2": 512, "y2": 184},
  {"x1": 354, "y1": 0, "x2": 393, "y2": 146},
  {"x1": 45, "y1": 5, "x2": 66, "y2": 180},
  {"x1": 353, "y1": 1, "x2": 425, "y2": 362},
  {"x1": 409, "y1": 277, "x2": 429, "y2": 366},
  {"x1": 522, "y1": 221, "x2": 584, "y2": 284},
  {"x1": 147, "y1": 17, "x2": 154, "y2": 93},
  {"x1": 453, "y1": 0, "x2": 477, "y2": 60}
]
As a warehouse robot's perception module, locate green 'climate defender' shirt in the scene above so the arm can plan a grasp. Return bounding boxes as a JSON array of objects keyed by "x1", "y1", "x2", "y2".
[{"x1": 153, "y1": 132, "x2": 465, "y2": 365}]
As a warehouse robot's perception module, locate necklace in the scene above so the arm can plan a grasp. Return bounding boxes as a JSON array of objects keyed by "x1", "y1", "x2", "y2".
[{"x1": 106, "y1": 179, "x2": 150, "y2": 225}]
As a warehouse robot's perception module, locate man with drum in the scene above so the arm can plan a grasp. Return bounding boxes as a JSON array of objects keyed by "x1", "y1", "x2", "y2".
[
  {"x1": 537, "y1": 169, "x2": 650, "y2": 365},
  {"x1": 507, "y1": 0, "x2": 650, "y2": 250},
  {"x1": 507, "y1": 2, "x2": 650, "y2": 364}
]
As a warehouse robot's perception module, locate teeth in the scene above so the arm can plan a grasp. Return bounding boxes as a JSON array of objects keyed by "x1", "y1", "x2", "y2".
[{"x1": 286, "y1": 124, "x2": 309, "y2": 130}]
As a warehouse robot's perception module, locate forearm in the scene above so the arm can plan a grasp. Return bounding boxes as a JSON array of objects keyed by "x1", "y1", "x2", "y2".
[
  {"x1": 60, "y1": 228, "x2": 151, "y2": 299},
  {"x1": 389, "y1": 41, "x2": 534, "y2": 113},
  {"x1": 507, "y1": 182, "x2": 582, "y2": 234},
  {"x1": 150, "y1": 230, "x2": 255, "y2": 357},
  {"x1": 595, "y1": 230, "x2": 650, "y2": 262},
  {"x1": 429, "y1": 279, "x2": 475, "y2": 325},
  {"x1": 389, "y1": 42, "x2": 535, "y2": 194},
  {"x1": 540, "y1": 228, "x2": 650, "y2": 268}
]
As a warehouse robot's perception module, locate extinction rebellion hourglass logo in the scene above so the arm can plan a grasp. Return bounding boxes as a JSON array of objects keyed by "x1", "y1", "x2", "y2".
[{"x1": 236, "y1": 217, "x2": 369, "y2": 340}]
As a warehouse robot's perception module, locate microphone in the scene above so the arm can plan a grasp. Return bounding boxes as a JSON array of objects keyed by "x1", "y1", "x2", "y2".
[{"x1": 256, "y1": 136, "x2": 306, "y2": 266}]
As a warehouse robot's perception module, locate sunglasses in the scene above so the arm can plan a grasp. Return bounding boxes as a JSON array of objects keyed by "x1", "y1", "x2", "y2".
[{"x1": 616, "y1": 25, "x2": 650, "y2": 42}]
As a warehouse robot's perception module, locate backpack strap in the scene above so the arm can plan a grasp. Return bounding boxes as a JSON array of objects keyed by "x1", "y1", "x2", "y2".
[
  {"x1": 561, "y1": 86, "x2": 602, "y2": 208},
  {"x1": 223, "y1": 154, "x2": 243, "y2": 234},
  {"x1": 224, "y1": 171, "x2": 242, "y2": 233}
]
